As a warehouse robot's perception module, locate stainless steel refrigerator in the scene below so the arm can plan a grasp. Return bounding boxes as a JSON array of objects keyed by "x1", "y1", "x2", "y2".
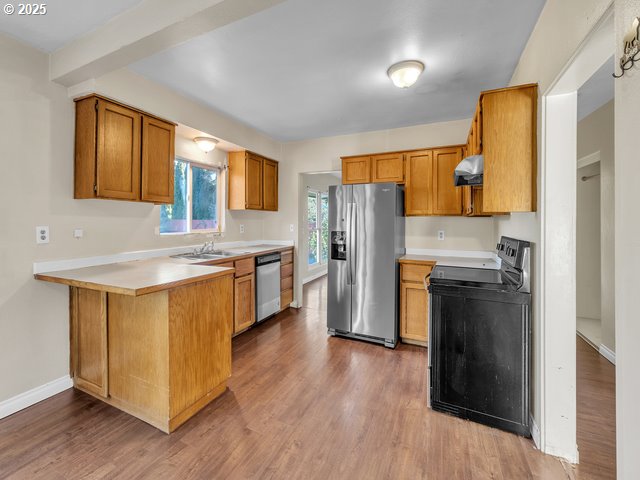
[{"x1": 327, "y1": 183, "x2": 405, "y2": 348}]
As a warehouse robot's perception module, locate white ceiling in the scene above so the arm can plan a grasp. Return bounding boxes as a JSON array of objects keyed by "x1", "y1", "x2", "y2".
[
  {"x1": 130, "y1": 0, "x2": 545, "y2": 141},
  {"x1": 0, "y1": 0, "x2": 142, "y2": 52},
  {"x1": 577, "y1": 56, "x2": 614, "y2": 121}
]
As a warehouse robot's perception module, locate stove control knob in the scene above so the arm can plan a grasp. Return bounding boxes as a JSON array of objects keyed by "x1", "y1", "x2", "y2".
[
  {"x1": 506, "y1": 247, "x2": 515, "y2": 256},
  {"x1": 496, "y1": 243, "x2": 504, "y2": 251}
]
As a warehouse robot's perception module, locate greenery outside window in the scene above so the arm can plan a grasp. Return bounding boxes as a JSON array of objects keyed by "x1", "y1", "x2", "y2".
[
  {"x1": 160, "y1": 158, "x2": 222, "y2": 234},
  {"x1": 307, "y1": 190, "x2": 329, "y2": 266}
]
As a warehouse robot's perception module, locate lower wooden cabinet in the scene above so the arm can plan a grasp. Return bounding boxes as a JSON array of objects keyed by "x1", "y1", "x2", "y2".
[
  {"x1": 399, "y1": 262, "x2": 434, "y2": 347},
  {"x1": 280, "y1": 248, "x2": 294, "y2": 311},
  {"x1": 234, "y1": 273, "x2": 255, "y2": 334},
  {"x1": 70, "y1": 288, "x2": 108, "y2": 398}
]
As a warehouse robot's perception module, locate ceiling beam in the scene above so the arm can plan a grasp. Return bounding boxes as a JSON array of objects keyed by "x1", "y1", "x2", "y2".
[{"x1": 50, "y1": 0, "x2": 286, "y2": 86}]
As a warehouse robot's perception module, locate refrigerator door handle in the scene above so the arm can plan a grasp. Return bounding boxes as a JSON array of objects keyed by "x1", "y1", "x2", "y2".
[
  {"x1": 350, "y1": 203, "x2": 357, "y2": 286},
  {"x1": 346, "y1": 203, "x2": 353, "y2": 285}
]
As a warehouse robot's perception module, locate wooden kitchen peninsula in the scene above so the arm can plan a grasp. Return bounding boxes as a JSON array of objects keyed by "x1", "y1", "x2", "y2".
[{"x1": 35, "y1": 260, "x2": 234, "y2": 433}]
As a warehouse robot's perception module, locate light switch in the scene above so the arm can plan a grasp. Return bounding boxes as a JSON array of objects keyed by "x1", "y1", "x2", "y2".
[
  {"x1": 289, "y1": 224, "x2": 294, "y2": 232},
  {"x1": 36, "y1": 226, "x2": 49, "y2": 244},
  {"x1": 73, "y1": 228, "x2": 83, "y2": 239}
]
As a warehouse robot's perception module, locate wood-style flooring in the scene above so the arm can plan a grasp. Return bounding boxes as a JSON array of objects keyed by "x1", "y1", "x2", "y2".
[{"x1": 0, "y1": 277, "x2": 615, "y2": 479}]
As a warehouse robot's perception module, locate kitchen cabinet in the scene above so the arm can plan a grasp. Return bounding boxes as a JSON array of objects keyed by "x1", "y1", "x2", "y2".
[
  {"x1": 141, "y1": 116, "x2": 175, "y2": 203},
  {"x1": 233, "y1": 257, "x2": 255, "y2": 335},
  {"x1": 341, "y1": 153, "x2": 404, "y2": 184},
  {"x1": 480, "y1": 84, "x2": 537, "y2": 213},
  {"x1": 342, "y1": 156, "x2": 371, "y2": 184},
  {"x1": 234, "y1": 274, "x2": 255, "y2": 334},
  {"x1": 405, "y1": 147, "x2": 463, "y2": 216},
  {"x1": 371, "y1": 153, "x2": 404, "y2": 183},
  {"x1": 280, "y1": 248, "x2": 294, "y2": 311},
  {"x1": 263, "y1": 159, "x2": 279, "y2": 211},
  {"x1": 432, "y1": 148, "x2": 463, "y2": 215},
  {"x1": 228, "y1": 151, "x2": 279, "y2": 211},
  {"x1": 70, "y1": 288, "x2": 108, "y2": 398},
  {"x1": 74, "y1": 94, "x2": 175, "y2": 203},
  {"x1": 38, "y1": 262, "x2": 234, "y2": 433},
  {"x1": 399, "y1": 261, "x2": 434, "y2": 347}
]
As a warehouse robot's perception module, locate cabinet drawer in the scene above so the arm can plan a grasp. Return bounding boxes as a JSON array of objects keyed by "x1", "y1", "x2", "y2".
[
  {"x1": 281, "y1": 276, "x2": 293, "y2": 291},
  {"x1": 234, "y1": 257, "x2": 255, "y2": 277},
  {"x1": 281, "y1": 250, "x2": 293, "y2": 265},
  {"x1": 281, "y1": 288, "x2": 293, "y2": 309},
  {"x1": 281, "y1": 263, "x2": 293, "y2": 278},
  {"x1": 401, "y1": 263, "x2": 433, "y2": 283},
  {"x1": 218, "y1": 261, "x2": 234, "y2": 269}
]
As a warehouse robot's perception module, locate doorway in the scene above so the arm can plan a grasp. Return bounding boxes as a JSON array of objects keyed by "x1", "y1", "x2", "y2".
[
  {"x1": 298, "y1": 171, "x2": 342, "y2": 291},
  {"x1": 539, "y1": 5, "x2": 615, "y2": 465}
]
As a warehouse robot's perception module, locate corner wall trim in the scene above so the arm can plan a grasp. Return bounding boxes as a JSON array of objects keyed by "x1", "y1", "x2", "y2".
[
  {"x1": 530, "y1": 414, "x2": 541, "y2": 450},
  {"x1": 599, "y1": 344, "x2": 616, "y2": 365},
  {"x1": 0, "y1": 375, "x2": 73, "y2": 420}
]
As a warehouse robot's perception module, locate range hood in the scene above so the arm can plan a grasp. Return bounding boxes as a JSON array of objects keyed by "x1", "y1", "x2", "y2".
[{"x1": 454, "y1": 154, "x2": 483, "y2": 186}]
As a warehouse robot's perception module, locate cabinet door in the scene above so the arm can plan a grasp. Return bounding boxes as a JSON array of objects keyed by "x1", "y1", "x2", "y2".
[
  {"x1": 70, "y1": 288, "x2": 108, "y2": 398},
  {"x1": 96, "y1": 99, "x2": 141, "y2": 200},
  {"x1": 371, "y1": 153, "x2": 404, "y2": 183},
  {"x1": 234, "y1": 274, "x2": 255, "y2": 334},
  {"x1": 245, "y1": 154, "x2": 263, "y2": 209},
  {"x1": 482, "y1": 85, "x2": 537, "y2": 212},
  {"x1": 405, "y1": 150, "x2": 433, "y2": 215},
  {"x1": 432, "y1": 148, "x2": 463, "y2": 215},
  {"x1": 342, "y1": 156, "x2": 371, "y2": 184},
  {"x1": 141, "y1": 116, "x2": 175, "y2": 203},
  {"x1": 462, "y1": 186, "x2": 473, "y2": 216},
  {"x1": 263, "y1": 159, "x2": 278, "y2": 211},
  {"x1": 400, "y1": 281, "x2": 429, "y2": 345}
]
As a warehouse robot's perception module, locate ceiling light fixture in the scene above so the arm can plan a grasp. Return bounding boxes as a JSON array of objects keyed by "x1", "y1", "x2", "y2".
[
  {"x1": 387, "y1": 60, "x2": 425, "y2": 88},
  {"x1": 194, "y1": 136, "x2": 219, "y2": 153}
]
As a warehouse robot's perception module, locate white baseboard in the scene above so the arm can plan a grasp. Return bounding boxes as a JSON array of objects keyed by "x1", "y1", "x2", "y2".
[
  {"x1": 529, "y1": 414, "x2": 541, "y2": 450},
  {"x1": 303, "y1": 269, "x2": 327, "y2": 284},
  {"x1": 0, "y1": 375, "x2": 73, "y2": 420},
  {"x1": 599, "y1": 344, "x2": 616, "y2": 365}
]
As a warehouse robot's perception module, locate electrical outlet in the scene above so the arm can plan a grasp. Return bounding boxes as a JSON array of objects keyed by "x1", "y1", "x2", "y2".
[
  {"x1": 73, "y1": 228, "x2": 83, "y2": 239},
  {"x1": 36, "y1": 226, "x2": 49, "y2": 244},
  {"x1": 240, "y1": 224, "x2": 245, "y2": 234},
  {"x1": 437, "y1": 230, "x2": 445, "y2": 241},
  {"x1": 154, "y1": 226, "x2": 160, "y2": 235},
  {"x1": 289, "y1": 224, "x2": 294, "y2": 232}
]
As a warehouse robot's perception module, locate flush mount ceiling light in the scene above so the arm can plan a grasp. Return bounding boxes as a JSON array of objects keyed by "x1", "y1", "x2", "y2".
[
  {"x1": 387, "y1": 60, "x2": 425, "y2": 88},
  {"x1": 194, "y1": 136, "x2": 219, "y2": 153}
]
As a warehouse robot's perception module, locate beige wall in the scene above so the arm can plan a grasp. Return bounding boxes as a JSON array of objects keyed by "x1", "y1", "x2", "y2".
[
  {"x1": 577, "y1": 100, "x2": 615, "y2": 351},
  {"x1": 0, "y1": 33, "x2": 278, "y2": 403},
  {"x1": 576, "y1": 161, "x2": 601, "y2": 320},
  {"x1": 614, "y1": 1, "x2": 640, "y2": 477}
]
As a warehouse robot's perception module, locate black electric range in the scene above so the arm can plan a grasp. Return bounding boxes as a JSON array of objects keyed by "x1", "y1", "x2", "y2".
[{"x1": 428, "y1": 236, "x2": 532, "y2": 436}]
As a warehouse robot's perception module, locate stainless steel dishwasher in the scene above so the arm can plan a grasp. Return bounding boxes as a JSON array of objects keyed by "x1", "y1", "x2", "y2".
[{"x1": 255, "y1": 252, "x2": 281, "y2": 322}]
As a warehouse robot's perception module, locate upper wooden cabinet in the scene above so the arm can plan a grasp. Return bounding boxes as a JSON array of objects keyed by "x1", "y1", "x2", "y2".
[
  {"x1": 74, "y1": 95, "x2": 175, "y2": 203},
  {"x1": 480, "y1": 84, "x2": 537, "y2": 213},
  {"x1": 342, "y1": 153, "x2": 404, "y2": 184},
  {"x1": 432, "y1": 148, "x2": 463, "y2": 215},
  {"x1": 342, "y1": 156, "x2": 371, "y2": 184},
  {"x1": 141, "y1": 116, "x2": 175, "y2": 203},
  {"x1": 371, "y1": 153, "x2": 404, "y2": 183},
  {"x1": 405, "y1": 147, "x2": 463, "y2": 216},
  {"x1": 228, "y1": 151, "x2": 279, "y2": 211},
  {"x1": 262, "y1": 159, "x2": 279, "y2": 211}
]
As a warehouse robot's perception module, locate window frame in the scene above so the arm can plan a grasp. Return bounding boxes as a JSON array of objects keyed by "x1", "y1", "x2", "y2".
[
  {"x1": 160, "y1": 157, "x2": 223, "y2": 236},
  {"x1": 307, "y1": 189, "x2": 328, "y2": 267}
]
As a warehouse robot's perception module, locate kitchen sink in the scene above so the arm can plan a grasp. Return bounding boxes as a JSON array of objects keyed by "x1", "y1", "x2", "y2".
[{"x1": 171, "y1": 250, "x2": 237, "y2": 260}]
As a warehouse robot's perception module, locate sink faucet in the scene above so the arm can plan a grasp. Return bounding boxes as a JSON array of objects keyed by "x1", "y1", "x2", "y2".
[{"x1": 192, "y1": 233, "x2": 223, "y2": 255}]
